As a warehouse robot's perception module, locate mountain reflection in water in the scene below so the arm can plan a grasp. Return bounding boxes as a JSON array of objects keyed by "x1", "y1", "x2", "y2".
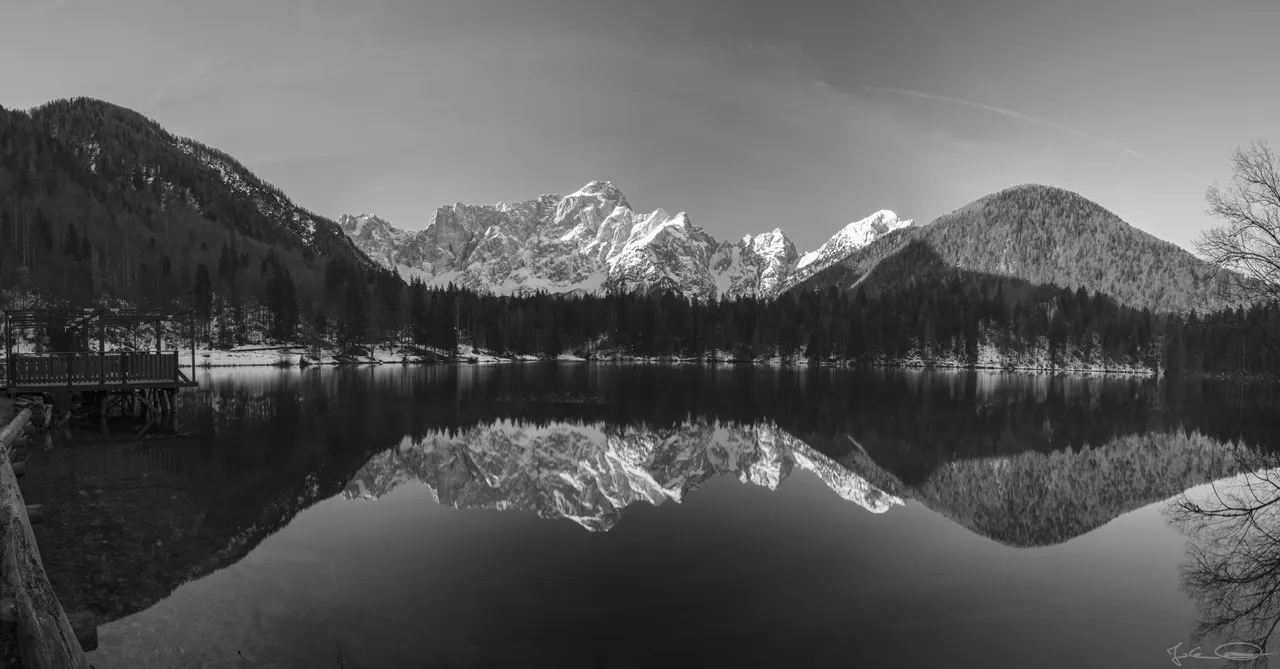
[
  {"x1": 344, "y1": 419, "x2": 904, "y2": 530},
  {"x1": 21, "y1": 364, "x2": 1271, "y2": 669}
]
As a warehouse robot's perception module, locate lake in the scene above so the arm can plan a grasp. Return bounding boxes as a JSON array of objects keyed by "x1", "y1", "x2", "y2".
[{"x1": 19, "y1": 364, "x2": 1280, "y2": 669}]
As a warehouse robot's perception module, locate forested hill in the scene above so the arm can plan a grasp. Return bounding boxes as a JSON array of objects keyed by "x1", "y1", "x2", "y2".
[
  {"x1": 0, "y1": 97, "x2": 396, "y2": 330},
  {"x1": 787, "y1": 184, "x2": 1232, "y2": 315}
]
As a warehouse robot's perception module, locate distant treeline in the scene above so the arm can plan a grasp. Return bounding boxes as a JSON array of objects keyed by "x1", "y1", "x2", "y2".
[
  {"x1": 16, "y1": 256, "x2": 1279, "y2": 378},
  {"x1": 367, "y1": 275, "x2": 1275, "y2": 376}
]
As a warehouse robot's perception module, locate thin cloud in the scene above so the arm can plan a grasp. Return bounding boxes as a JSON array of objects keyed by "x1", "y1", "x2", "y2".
[{"x1": 860, "y1": 85, "x2": 1212, "y2": 186}]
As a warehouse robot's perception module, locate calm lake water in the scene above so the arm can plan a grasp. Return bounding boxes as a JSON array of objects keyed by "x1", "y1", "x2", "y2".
[{"x1": 23, "y1": 364, "x2": 1280, "y2": 668}]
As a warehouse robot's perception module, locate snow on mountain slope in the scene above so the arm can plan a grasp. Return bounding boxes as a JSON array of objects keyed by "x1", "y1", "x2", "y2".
[
  {"x1": 343, "y1": 419, "x2": 903, "y2": 530},
  {"x1": 787, "y1": 210, "x2": 913, "y2": 290},
  {"x1": 712, "y1": 229, "x2": 801, "y2": 297},
  {"x1": 339, "y1": 182, "x2": 903, "y2": 299},
  {"x1": 603, "y1": 212, "x2": 724, "y2": 299}
]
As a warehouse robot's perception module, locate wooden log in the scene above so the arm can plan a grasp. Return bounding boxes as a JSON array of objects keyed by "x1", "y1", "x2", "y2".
[
  {"x1": 25, "y1": 505, "x2": 41, "y2": 524},
  {"x1": 40, "y1": 404, "x2": 51, "y2": 431},
  {"x1": 0, "y1": 409, "x2": 91, "y2": 668},
  {"x1": 0, "y1": 410, "x2": 30, "y2": 453},
  {"x1": 0, "y1": 597, "x2": 16, "y2": 623},
  {"x1": 66, "y1": 611, "x2": 96, "y2": 652}
]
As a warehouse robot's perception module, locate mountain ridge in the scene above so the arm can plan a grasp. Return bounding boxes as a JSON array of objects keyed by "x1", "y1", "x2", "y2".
[
  {"x1": 2, "y1": 94, "x2": 1237, "y2": 341},
  {"x1": 339, "y1": 182, "x2": 911, "y2": 300},
  {"x1": 340, "y1": 180, "x2": 1225, "y2": 313}
]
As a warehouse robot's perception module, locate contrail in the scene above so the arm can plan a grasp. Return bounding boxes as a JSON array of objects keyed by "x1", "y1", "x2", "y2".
[{"x1": 859, "y1": 85, "x2": 1212, "y2": 186}]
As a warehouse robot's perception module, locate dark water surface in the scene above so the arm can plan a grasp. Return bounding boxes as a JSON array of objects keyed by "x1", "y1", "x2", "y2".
[{"x1": 22, "y1": 364, "x2": 1280, "y2": 668}]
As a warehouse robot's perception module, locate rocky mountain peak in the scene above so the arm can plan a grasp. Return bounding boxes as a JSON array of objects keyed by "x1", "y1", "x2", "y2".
[
  {"x1": 744, "y1": 228, "x2": 797, "y2": 258},
  {"x1": 567, "y1": 180, "x2": 631, "y2": 210},
  {"x1": 338, "y1": 183, "x2": 904, "y2": 299},
  {"x1": 338, "y1": 213, "x2": 391, "y2": 236}
]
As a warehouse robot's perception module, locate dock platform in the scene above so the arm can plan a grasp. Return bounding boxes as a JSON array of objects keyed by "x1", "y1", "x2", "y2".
[{"x1": 2, "y1": 309, "x2": 198, "y2": 422}]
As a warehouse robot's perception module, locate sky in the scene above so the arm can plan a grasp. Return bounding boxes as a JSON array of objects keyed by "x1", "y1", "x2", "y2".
[{"x1": 2, "y1": 0, "x2": 1277, "y2": 252}]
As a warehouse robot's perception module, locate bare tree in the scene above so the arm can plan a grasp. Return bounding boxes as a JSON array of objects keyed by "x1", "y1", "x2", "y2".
[{"x1": 1200, "y1": 141, "x2": 1280, "y2": 310}]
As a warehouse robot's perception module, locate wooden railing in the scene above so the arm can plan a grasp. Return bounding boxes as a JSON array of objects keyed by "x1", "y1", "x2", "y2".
[{"x1": 1, "y1": 352, "x2": 181, "y2": 388}]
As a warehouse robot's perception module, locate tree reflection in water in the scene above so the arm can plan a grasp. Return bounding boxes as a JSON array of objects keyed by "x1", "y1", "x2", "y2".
[{"x1": 1168, "y1": 448, "x2": 1280, "y2": 668}]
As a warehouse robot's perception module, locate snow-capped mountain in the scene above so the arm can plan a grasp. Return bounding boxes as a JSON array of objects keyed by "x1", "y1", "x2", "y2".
[
  {"x1": 787, "y1": 210, "x2": 913, "y2": 288},
  {"x1": 709, "y1": 229, "x2": 800, "y2": 297},
  {"x1": 338, "y1": 181, "x2": 909, "y2": 299},
  {"x1": 343, "y1": 419, "x2": 903, "y2": 530}
]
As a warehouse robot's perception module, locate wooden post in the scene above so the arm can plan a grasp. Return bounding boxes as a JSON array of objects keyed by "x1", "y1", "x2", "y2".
[
  {"x1": 155, "y1": 320, "x2": 162, "y2": 355},
  {"x1": 98, "y1": 322, "x2": 105, "y2": 385},
  {"x1": 4, "y1": 312, "x2": 13, "y2": 388},
  {"x1": 0, "y1": 409, "x2": 91, "y2": 668},
  {"x1": 135, "y1": 390, "x2": 159, "y2": 416},
  {"x1": 98, "y1": 394, "x2": 109, "y2": 435}
]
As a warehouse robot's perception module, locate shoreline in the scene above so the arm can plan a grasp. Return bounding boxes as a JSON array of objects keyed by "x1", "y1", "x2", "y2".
[
  {"x1": 9, "y1": 347, "x2": 1268, "y2": 381},
  {"x1": 187, "y1": 346, "x2": 1165, "y2": 378}
]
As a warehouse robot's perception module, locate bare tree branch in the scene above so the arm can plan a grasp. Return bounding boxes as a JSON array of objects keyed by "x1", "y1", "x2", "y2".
[{"x1": 1199, "y1": 141, "x2": 1280, "y2": 311}]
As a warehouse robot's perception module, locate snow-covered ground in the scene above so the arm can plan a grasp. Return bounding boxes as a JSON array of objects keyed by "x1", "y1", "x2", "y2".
[
  {"x1": 192, "y1": 344, "x2": 431, "y2": 367},
  {"x1": 0, "y1": 342, "x2": 1165, "y2": 376},
  {"x1": 0, "y1": 311, "x2": 1161, "y2": 376},
  {"x1": 454, "y1": 343, "x2": 511, "y2": 365}
]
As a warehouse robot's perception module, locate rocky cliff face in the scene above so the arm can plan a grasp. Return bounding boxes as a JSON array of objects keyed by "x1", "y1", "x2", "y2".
[
  {"x1": 338, "y1": 182, "x2": 909, "y2": 299},
  {"x1": 708, "y1": 229, "x2": 801, "y2": 298},
  {"x1": 343, "y1": 419, "x2": 903, "y2": 530},
  {"x1": 335, "y1": 213, "x2": 414, "y2": 270}
]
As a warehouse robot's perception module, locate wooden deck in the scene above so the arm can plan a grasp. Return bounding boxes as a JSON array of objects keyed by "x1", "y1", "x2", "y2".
[{"x1": 1, "y1": 352, "x2": 197, "y2": 394}]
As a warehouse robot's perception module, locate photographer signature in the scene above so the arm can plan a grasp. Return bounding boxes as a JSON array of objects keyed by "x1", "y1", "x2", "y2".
[{"x1": 1168, "y1": 642, "x2": 1276, "y2": 666}]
